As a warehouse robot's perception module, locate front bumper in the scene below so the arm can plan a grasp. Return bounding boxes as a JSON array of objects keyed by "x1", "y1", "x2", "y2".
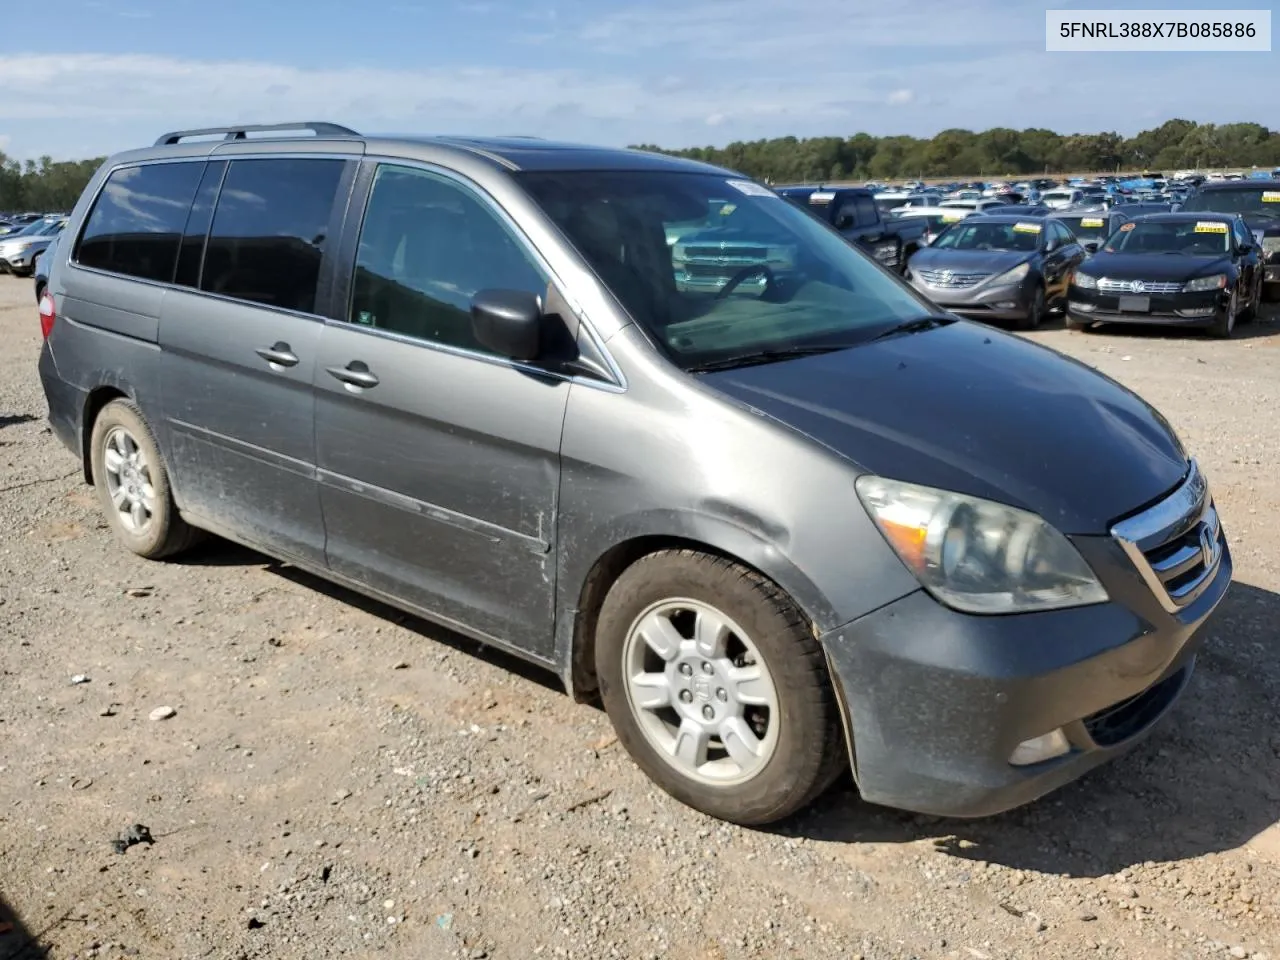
[
  {"x1": 908, "y1": 275, "x2": 1033, "y2": 320},
  {"x1": 819, "y1": 504, "x2": 1231, "y2": 818},
  {"x1": 0, "y1": 253, "x2": 33, "y2": 274},
  {"x1": 1067, "y1": 285, "x2": 1227, "y2": 328}
]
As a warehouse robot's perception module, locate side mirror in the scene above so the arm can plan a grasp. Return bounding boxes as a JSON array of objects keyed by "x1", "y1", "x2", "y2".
[
  {"x1": 1083, "y1": 241, "x2": 1099, "y2": 254},
  {"x1": 470, "y1": 289, "x2": 542, "y2": 361},
  {"x1": 1237, "y1": 243, "x2": 1254, "y2": 257}
]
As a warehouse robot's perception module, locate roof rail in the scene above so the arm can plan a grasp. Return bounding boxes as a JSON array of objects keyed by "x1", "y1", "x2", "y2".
[{"x1": 154, "y1": 122, "x2": 360, "y2": 146}]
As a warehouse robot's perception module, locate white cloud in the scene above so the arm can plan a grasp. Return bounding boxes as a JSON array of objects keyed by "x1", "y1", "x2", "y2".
[
  {"x1": 705, "y1": 113, "x2": 727, "y2": 127},
  {"x1": 886, "y1": 89, "x2": 915, "y2": 106}
]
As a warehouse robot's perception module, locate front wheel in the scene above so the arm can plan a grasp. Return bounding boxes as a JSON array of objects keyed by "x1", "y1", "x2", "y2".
[
  {"x1": 595, "y1": 550, "x2": 847, "y2": 826},
  {"x1": 1208, "y1": 293, "x2": 1237, "y2": 339},
  {"x1": 1014, "y1": 284, "x2": 1046, "y2": 331}
]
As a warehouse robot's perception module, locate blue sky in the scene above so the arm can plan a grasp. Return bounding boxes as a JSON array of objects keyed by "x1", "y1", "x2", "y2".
[{"x1": 0, "y1": 0, "x2": 1276, "y2": 161}]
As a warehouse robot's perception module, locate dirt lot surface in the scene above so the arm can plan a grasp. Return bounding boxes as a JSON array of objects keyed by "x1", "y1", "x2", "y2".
[{"x1": 2, "y1": 273, "x2": 1279, "y2": 960}]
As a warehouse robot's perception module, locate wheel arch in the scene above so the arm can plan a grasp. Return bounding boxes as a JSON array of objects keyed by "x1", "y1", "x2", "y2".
[
  {"x1": 557, "y1": 516, "x2": 838, "y2": 704},
  {"x1": 80, "y1": 383, "x2": 134, "y2": 485}
]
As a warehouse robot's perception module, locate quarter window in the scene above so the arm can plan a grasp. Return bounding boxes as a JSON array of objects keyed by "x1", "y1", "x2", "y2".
[
  {"x1": 74, "y1": 161, "x2": 204, "y2": 282},
  {"x1": 349, "y1": 164, "x2": 547, "y2": 353},
  {"x1": 201, "y1": 158, "x2": 346, "y2": 314}
]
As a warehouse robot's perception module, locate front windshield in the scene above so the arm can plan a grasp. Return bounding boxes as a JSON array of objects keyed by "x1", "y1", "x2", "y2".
[
  {"x1": 1180, "y1": 187, "x2": 1280, "y2": 218},
  {"x1": 517, "y1": 171, "x2": 932, "y2": 370},
  {"x1": 1103, "y1": 220, "x2": 1231, "y2": 255},
  {"x1": 930, "y1": 220, "x2": 1041, "y2": 252},
  {"x1": 11, "y1": 218, "x2": 61, "y2": 237}
]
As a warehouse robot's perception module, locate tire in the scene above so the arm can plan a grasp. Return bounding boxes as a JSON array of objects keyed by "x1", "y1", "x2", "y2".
[
  {"x1": 1208, "y1": 293, "x2": 1237, "y2": 339},
  {"x1": 89, "y1": 399, "x2": 204, "y2": 559},
  {"x1": 595, "y1": 549, "x2": 847, "y2": 826},
  {"x1": 1014, "y1": 284, "x2": 1046, "y2": 331},
  {"x1": 1238, "y1": 275, "x2": 1261, "y2": 324}
]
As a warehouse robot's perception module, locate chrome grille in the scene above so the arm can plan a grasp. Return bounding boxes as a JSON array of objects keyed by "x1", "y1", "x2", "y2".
[
  {"x1": 1111, "y1": 460, "x2": 1224, "y2": 614},
  {"x1": 1097, "y1": 279, "x2": 1184, "y2": 295},
  {"x1": 682, "y1": 246, "x2": 768, "y2": 260},
  {"x1": 916, "y1": 269, "x2": 991, "y2": 289}
]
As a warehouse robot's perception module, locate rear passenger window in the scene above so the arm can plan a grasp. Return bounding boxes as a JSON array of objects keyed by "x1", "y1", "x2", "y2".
[
  {"x1": 201, "y1": 158, "x2": 345, "y2": 314},
  {"x1": 348, "y1": 164, "x2": 547, "y2": 354},
  {"x1": 853, "y1": 196, "x2": 879, "y2": 226},
  {"x1": 75, "y1": 162, "x2": 204, "y2": 282}
]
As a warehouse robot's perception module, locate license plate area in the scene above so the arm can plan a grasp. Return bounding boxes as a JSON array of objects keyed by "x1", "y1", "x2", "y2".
[{"x1": 1118, "y1": 295, "x2": 1150, "y2": 312}]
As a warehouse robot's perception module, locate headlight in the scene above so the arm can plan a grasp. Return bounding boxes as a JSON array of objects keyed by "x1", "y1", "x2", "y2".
[
  {"x1": 1182, "y1": 274, "x2": 1227, "y2": 293},
  {"x1": 1072, "y1": 271, "x2": 1098, "y2": 289},
  {"x1": 855, "y1": 476, "x2": 1109, "y2": 614},
  {"x1": 988, "y1": 262, "x2": 1030, "y2": 286},
  {"x1": 1261, "y1": 237, "x2": 1280, "y2": 255}
]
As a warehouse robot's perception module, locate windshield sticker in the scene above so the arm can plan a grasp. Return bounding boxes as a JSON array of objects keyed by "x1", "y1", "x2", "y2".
[
  {"x1": 942, "y1": 212, "x2": 964, "y2": 222},
  {"x1": 1264, "y1": 191, "x2": 1280, "y2": 203},
  {"x1": 1194, "y1": 221, "x2": 1228, "y2": 233},
  {"x1": 1119, "y1": 222, "x2": 1136, "y2": 232},
  {"x1": 1012, "y1": 222, "x2": 1042, "y2": 234},
  {"x1": 1080, "y1": 217, "x2": 1104, "y2": 228},
  {"x1": 724, "y1": 179, "x2": 777, "y2": 198},
  {"x1": 807, "y1": 191, "x2": 836, "y2": 203},
  {"x1": 718, "y1": 203, "x2": 737, "y2": 216}
]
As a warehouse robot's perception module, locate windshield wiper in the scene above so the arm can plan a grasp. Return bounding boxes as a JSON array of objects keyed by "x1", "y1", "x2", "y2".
[
  {"x1": 685, "y1": 344, "x2": 853, "y2": 373},
  {"x1": 868, "y1": 314, "x2": 956, "y2": 343}
]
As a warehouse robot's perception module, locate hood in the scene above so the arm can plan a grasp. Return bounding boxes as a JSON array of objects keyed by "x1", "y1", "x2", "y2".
[
  {"x1": 909, "y1": 247, "x2": 1031, "y2": 275},
  {"x1": 701, "y1": 322, "x2": 1187, "y2": 534},
  {"x1": 1079, "y1": 252, "x2": 1230, "y2": 281}
]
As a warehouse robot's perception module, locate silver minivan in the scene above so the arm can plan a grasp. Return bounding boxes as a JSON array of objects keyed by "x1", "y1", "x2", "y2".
[{"x1": 38, "y1": 123, "x2": 1231, "y2": 825}]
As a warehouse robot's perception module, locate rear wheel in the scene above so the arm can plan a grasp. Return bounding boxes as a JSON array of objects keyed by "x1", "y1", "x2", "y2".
[
  {"x1": 596, "y1": 550, "x2": 847, "y2": 826},
  {"x1": 89, "y1": 399, "x2": 204, "y2": 559}
]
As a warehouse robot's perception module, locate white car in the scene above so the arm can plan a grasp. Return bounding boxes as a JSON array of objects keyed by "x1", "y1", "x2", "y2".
[
  {"x1": 938, "y1": 197, "x2": 1007, "y2": 213},
  {"x1": 892, "y1": 205, "x2": 977, "y2": 246},
  {"x1": 1041, "y1": 188, "x2": 1084, "y2": 210}
]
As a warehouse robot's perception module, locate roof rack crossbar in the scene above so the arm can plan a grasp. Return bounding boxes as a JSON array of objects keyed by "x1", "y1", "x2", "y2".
[{"x1": 154, "y1": 122, "x2": 360, "y2": 146}]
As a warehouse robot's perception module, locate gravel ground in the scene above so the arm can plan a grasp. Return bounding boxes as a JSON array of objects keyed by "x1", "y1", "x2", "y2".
[{"x1": 2, "y1": 273, "x2": 1279, "y2": 960}]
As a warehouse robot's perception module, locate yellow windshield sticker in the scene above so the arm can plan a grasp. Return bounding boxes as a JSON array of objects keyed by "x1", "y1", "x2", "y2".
[
  {"x1": 942, "y1": 212, "x2": 964, "y2": 222},
  {"x1": 1080, "y1": 217, "x2": 1104, "y2": 228},
  {"x1": 1194, "y1": 221, "x2": 1228, "y2": 233},
  {"x1": 1263, "y1": 191, "x2": 1280, "y2": 203},
  {"x1": 719, "y1": 203, "x2": 737, "y2": 216},
  {"x1": 1012, "y1": 222, "x2": 1042, "y2": 234}
]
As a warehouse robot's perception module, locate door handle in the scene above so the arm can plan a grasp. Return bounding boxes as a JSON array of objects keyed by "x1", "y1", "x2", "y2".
[
  {"x1": 326, "y1": 362, "x2": 380, "y2": 389},
  {"x1": 255, "y1": 342, "x2": 299, "y2": 367}
]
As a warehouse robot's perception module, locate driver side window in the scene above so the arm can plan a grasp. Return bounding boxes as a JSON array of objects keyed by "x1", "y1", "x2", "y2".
[{"x1": 349, "y1": 164, "x2": 548, "y2": 354}]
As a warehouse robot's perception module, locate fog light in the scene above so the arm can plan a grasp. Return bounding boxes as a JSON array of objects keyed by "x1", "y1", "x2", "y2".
[
  {"x1": 1008, "y1": 729, "x2": 1070, "y2": 766},
  {"x1": 995, "y1": 301, "x2": 1018, "y2": 309},
  {"x1": 1069, "y1": 301, "x2": 1095, "y2": 313},
  {"x1": 1176, "y1": 306, "x2": 1216, "y2": 317}
]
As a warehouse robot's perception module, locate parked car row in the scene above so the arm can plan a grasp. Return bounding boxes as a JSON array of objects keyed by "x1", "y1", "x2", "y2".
[{"x1": 0, "y1": 215, "x2": 67, "y2": 278}]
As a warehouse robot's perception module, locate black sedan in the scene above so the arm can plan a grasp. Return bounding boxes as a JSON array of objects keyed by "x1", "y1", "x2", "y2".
[
  {"x1": 1066, "y1": 213, "x2": 1261, "y2": 338},
  {"x1": 904, "y1": 215, "x2": 1085, "y2": 330}
]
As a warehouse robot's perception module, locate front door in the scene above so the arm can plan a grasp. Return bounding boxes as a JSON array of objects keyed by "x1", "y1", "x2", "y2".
[
  {"x1": 160, "y1": 156, "x2": 352, "y2": 564},
  {"x1": 314, "y1": 162, "x2": 570, "y2": 658}
]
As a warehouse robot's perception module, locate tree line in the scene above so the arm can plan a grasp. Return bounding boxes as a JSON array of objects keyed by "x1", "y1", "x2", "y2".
[
  {"x1": 5, "y1": 118, "x2": 1280, "y2": 213},
  {"x1": 633, "y1": 119, "x2": 1280, "y2": 183},
  {"x1": 0, "y1": 154, "x2": 103, "y2": 214}
]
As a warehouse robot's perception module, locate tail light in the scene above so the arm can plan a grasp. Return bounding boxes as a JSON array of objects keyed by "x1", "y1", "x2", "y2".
[{"x1": 39, "y1": 291, "x2": 56, "y2": 339}]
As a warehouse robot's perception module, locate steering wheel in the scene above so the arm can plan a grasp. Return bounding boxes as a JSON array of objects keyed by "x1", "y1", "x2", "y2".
[{"x1": 716, "y1": 264, "x2": 775, "y2": 300}]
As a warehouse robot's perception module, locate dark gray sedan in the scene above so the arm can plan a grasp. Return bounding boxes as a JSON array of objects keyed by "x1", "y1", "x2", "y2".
[{"x1": 904, "y1": 215, "x2": 1086, "y2": 329}]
